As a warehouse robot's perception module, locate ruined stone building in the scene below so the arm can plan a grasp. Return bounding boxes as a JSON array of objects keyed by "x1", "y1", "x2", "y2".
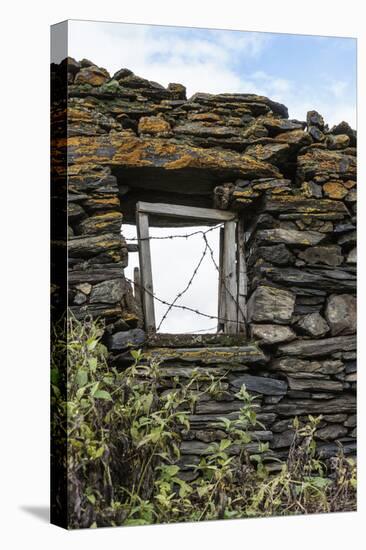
[{"x1": 51, "y1": 58, "x2": 357, "y2": 474}]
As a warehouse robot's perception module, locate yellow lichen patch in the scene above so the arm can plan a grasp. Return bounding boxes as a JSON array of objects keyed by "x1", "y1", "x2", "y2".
[
  {"x1": 85, "y1": 197, "x2": 120, "y2": 207},
  {"x1": 232, "y1": 189, "x2": 259, "y2": 198},
  {"x1": 323, "y1": 181, "x2": 348, "y2": 199},
  {"x1": 74, "y1": 67, "x2": 109, "y2": 86},
  {"x1": 68, "y1": 107, "x2": 94, "y2": 123},
  {"x1": 66, "y1": 134, "x2": 281, "y2": 178},
  {"x1": 138, "y1": 116, "x2": 171, "y2": 135},
  {"x1": 188, "y1": 112, "x2": 222, "y2": 122}
]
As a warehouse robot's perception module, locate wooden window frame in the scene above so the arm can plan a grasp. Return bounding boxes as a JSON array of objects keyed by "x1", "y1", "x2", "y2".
[{"x1": 136, "y1": 201, "x2": 246, "y2": 335}]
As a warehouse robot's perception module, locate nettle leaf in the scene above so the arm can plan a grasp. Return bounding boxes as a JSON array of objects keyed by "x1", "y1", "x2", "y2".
[
  {"x1": 93, "y1": 390, "x2": 112, "y2": 401},
  {"x1": 219, "y1": 439, "x2": 232, "y2": 451},
  {"x1": 163, "y1": 465, "x2": 180, "y2": 477},
  {"x1": 90, "y1": 382, "x2": 99, "y2": 396},
  {"x1": 87, "y1": 494, "x2": 96, "y2": 505},
  {"x1": 88, "y1": 358, "x2": 98, "y2": 372},
  {"x1": 131, "y1": 349, "x2": 142, "y2": 361},
  {"x1": 87, "y1": 338, "x2": 98, "y2": 351},
  {"x1": 94, "y1": 446, "x2": 105, "y2": 458},
  {"x1": 75, "y1": 369, "x2": 88, "y2": 387},
  {"x1": 76, "y1": 387, "x2": 86, "y2": 400},
  {"x1": 307, "y1": 476, "x2": 331, "y2": 489}
]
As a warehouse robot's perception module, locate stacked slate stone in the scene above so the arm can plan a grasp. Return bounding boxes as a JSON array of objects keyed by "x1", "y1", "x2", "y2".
[{"x1": 53, "y1": 58, "x2": 356, "y2": 472}]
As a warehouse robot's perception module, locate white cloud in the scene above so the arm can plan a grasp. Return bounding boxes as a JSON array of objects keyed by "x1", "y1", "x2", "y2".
[{"x1": 68, "y1": 21, "x2": 355, "y2": 127}]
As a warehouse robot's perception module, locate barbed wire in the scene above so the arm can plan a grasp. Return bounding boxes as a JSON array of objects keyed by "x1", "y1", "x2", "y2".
[
  {"x1": 125, "y1": 275, "x2": 246, "y2": 328},
  {"x1": 123, "y1": 220, "x2": 247, "y2": 331},
  {"x1": 202, "y1": 232, "x2": 247, "y2": 327},
  {"x1": 157, "y1": 240, "x2": 209, "y2": 331},
  {"x1": 125, "y1": 223, "x2": 224, "y2": 242}
]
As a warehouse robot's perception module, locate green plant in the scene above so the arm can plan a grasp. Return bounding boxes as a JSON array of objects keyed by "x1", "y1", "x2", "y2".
[{"x1": 51, "y1": 315, "x2": 357, "y2": 528}]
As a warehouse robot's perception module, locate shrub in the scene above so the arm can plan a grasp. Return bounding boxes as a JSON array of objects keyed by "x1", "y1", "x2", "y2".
[{"x1": 51, "y1": 315, "x2": 357, "y2": 528}]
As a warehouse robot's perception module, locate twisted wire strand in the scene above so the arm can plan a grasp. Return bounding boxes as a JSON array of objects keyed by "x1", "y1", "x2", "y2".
[
  {"x1": 157, "y1": 241, "x2": 209, "y2": 331},
  {"x1": 125, "y1": 223, "x2": 224, "y2": 242},
  {"x1": 124, "y1": 222, "x2": 247, "y2": 331},
  {"x1": 126, "y1": 275, "x2": 246, "y2": 328}
]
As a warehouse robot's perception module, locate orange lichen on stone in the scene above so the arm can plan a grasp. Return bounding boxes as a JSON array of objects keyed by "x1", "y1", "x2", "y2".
[
  {"x1": 188, "y1": 112, "x2": 222, "y2": 122},
  {"x1": 67, "y1": 134, "x2": 282, "y2": 178},
  {"x1": 74, "y1": 66, "x2": 109, "y2": 86},
  {"x1": 138, "y1": 116, "x2": 171, "y2": 135},
  {"x1": 323, "y1": 181, "x2": 348, "y2": 199}
]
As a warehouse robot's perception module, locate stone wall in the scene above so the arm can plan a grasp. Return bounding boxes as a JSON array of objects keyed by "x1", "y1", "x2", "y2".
[{"x1": 51, "y1": 57, "x2": 357, "y2": 472}]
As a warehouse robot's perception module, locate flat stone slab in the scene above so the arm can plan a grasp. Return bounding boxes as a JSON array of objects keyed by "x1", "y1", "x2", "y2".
[
  {"x1": 66, "y1": 133, "x2": 282, "y2": 180},
  {"x1": 230, "y1": 374, "x2": 288, "y2": 396},
  {"x1": 143, "y1": 345, "x2": 268, "y2": 365},
  {"x1": 278, "y1": 335, "x2": 356, "y2": 357},
  {"x1": 145, "y1": 333, "x2": 248, "y2": 348}
]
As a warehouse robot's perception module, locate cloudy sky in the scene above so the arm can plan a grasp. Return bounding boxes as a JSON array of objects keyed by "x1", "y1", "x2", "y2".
[
  {"x1": 68, "y1": 20, "x2": 356, "y2": 127},
  {"x1": 68, "y1": 20, "x2": 357, "y2": 333}
]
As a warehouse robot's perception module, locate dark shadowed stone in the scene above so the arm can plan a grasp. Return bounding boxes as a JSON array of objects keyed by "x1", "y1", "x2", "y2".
[
  {"x1": 301, "y1": 181, "x2": 323, "y2": 198},
  {"x1": 73, "y1": 292, "x2": 87, "y2": 305},
  {"x1": 267, "y1": 394, "x2": 356, "y2": 416},
  {"x1": 278, "y1": 335, "x2": 356, "y2": 357},
  {"x1": 89, "y1": 278, "x2": 125, "y2": 304},
  {"x1": 68, "y1": 202, "x2": 86, "y2": 222},
  {"x1": 230, "y1": 374, "x2": 288, "y2": 396},
  {"x1": 271, "y1": 429, "x2": 295, "y2": 448},
  {"x1": 247, "y1": 286, "x2": 295, "y2": 324},
  {"x1": 250, "y1": 324, "x2": 296, "y2": 345},
  {"x1": 271, "y1": 419, "x2": 294, "y2": 433},
  {"x1": 315, "y1": 424, "x2": 348, "y2": 441},
  {"x1": 338, "y1": 230, "x2": 356, "y2": 246},
  {"x1": 307, "y1": 110, "x2": 324, "y2": 129},
  {"x1": 286, "y1": 377, "x2": 343, "y2": 392},
  {"x1": 107, "y1": 328, "x2": 145, "y2": 351},
  {"x1": 322, "y1": 414, "x2": 347, "y2": 423},
  {"x1": 167, "y1": 82, "x2": 186, "y2": 99},
  {"x1": 69, "y1": 266, "x2": 126, "y2": 284},
  {"x1": 261, "y1": 266, "x2": 356, "y2": 292},
  {"x1": 308, "y1": 126, "x2": 325, "y2": 142},
  {"x1": 256, "y1": 228, "x2": 326, "y2": 246},
  {"x1": 317, "y1": 441, "x2": 356, "y2": 458},
  {"x1": 296, "y1": 312, "x2": 329, "y2": 337},
  {"x1": 325, "y1": 294, "x2": 356, "y2": 336},
  {"x1": 298, "y1": 245, "x2": 343, "y2": 267},
  {"x1": 330, "y1": 121, "x2": 356, "y2": 146},
  {"x1": 344, "y1": 414, "x2": 356, "y2": 428},
  {"x1": 256, "y1": 244, "x2": 295, "y2": 265}
]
